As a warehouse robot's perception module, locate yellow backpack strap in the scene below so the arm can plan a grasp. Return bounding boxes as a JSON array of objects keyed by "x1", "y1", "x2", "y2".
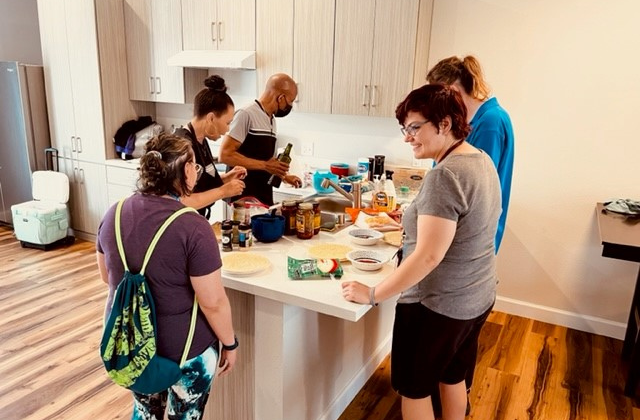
[{"x1": 114, "y1": 198, "x2": 129, "y2": 271}]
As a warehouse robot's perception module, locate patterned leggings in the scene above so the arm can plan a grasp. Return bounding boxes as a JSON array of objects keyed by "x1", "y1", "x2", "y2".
[{"x1": 131, "y1": 346, "x2": 218, "y2": 420}]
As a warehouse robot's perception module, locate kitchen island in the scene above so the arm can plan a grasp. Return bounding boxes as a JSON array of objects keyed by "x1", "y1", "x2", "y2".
[{"x1": 204, "y1": 225, "x2": 399, "y2": 420}]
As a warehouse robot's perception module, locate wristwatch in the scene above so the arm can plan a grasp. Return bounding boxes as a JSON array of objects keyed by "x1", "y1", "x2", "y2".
[{"x1": 222, "y1": 335, "x2": 239, "y2": 351}]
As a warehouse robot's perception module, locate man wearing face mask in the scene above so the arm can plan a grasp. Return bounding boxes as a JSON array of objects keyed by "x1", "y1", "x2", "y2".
[{"x1": 220, "y1": 73, "x2": 302, "y2": 206}]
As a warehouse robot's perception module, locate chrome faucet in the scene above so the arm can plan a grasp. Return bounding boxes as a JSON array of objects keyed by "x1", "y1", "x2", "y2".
[{"x1": 321, "y1": 178, "x2": 364, "y2": 208}]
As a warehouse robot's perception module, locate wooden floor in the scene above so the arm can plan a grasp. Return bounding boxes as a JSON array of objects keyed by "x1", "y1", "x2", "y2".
[{"x1": 1, "y1": 224, "x2": 639, "y2": 420}]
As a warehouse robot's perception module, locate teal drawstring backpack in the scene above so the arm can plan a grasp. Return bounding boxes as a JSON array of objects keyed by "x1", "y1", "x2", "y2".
[{"x1": 100, "y1": 198, "x2": 199, "y2": 395}]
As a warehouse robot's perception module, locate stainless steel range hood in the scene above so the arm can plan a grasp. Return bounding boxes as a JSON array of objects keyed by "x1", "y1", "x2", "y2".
[{"x1": 167, "y1": 50, "x2": 256, "y2": 70}]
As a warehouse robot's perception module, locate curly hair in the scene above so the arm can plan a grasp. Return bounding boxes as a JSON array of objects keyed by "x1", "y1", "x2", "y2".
[
  {"x1": 137, "y1": 133, "x2": 195, "y2": 197},
  {"x1": 426, "y1": 55, "x2": 491, "y2": 101},
  {"x1": 395, "y1": 84, "x2": 471, "y2": 140}
]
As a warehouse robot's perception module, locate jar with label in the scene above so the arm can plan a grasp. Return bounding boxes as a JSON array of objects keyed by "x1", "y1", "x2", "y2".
[
  {"x1": 238, "y1": 222, "x2": 251, "y2": 250},
  {"x1": 296, "y1": 202, "x2": 314, "y2": 239},
  {"x1": 231, "y1": 220, "x2": 241, "y2": 245},
  {"x1": 232, "y1": 201, "x2": 245, "y2": 223},
  {"x1": 221, "y1": 220, "x2": 233, "y2": 252},
  {"x1": 309, "y1": 200, "x2": 320, "y2": 235},
  {"x1": 281, "y1": 200, "x2": 298, "y2": 236}
]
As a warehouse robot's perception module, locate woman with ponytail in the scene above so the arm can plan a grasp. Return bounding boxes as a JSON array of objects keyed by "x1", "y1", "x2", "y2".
[{"x1": 174, "y1": 75, "x2": 247, "y2": 219}]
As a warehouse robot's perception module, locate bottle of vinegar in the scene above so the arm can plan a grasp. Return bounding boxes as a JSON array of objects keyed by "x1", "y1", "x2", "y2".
[{"x1": 267, "y1": 143, "x2": 293, "y2": 188}]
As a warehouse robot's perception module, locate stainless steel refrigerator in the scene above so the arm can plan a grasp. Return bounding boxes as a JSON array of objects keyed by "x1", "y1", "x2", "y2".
[{"x1": 0, "y1": 61, "x2": 51, "y2": 225}]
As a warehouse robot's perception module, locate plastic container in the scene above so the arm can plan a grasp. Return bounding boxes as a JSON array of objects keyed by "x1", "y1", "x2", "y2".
[
  {"x1": 312, "y1": 170, "x2": 338, "y2": 194},
  {"x1": 330, "y1": 163, "x2": 349, "y2": 177}
]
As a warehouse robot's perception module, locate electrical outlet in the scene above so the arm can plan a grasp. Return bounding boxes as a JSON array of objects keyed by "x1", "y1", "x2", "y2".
[{"x1": 301, "y1": 142, "x2": 314, "y2": 156}]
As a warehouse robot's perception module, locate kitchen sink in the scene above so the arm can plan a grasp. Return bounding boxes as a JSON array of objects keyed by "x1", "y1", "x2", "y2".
[{"x1": 314, "y1": 196, "x2": 353, "y2": 213}]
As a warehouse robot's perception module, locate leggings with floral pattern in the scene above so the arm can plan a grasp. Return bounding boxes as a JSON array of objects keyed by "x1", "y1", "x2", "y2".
[{"x1": 131, "y1": 346, "x2": 218, "y2": 420}]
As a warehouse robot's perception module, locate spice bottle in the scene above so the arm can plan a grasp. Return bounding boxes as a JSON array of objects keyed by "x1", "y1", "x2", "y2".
[
  {"x1": 281, "y1": 200, "x2": 298, "y2": 235},
  {"x1": 221, "y1": 220, "x2": 233, "y2": 252},
  {"x1": 231, "y1": 220, "x2": 241, "y2": 246},
  {"x1": 310, "y1": 200, "x2": 320, "y2": 235},
  {"x1": 238, "y1": 222, "x2": 251, "y2": 250},
  {"x1": 296, "y1": 202, "x2": 314, "y2": 239}
]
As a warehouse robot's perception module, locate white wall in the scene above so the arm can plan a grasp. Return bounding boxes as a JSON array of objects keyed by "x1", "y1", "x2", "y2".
[
  {"x1": 0, "y1": 0, "x2": 42, "y2": 64},
  {"x1": 428, "y1": 0, "x2": 640, "y2": 337},
  {"x1": 156, "y1": 0, "x2": 640, "y2": 338}
]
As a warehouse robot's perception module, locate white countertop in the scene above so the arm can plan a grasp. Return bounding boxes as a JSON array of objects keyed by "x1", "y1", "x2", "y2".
[{"x1": 220, "y1": 225, "x2": 398, "y2": 322}]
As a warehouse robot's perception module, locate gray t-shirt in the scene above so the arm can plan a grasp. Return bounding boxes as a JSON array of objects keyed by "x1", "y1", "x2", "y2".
[{"x1": 398, "y1": 151, "x2": 501, "y2": 320}]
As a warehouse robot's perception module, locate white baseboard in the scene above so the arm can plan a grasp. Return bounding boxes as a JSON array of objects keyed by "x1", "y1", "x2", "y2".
[
  {"x1": 319, "y1": 332, "x2": 393, "y2": 420},
  {"x1": 495, "y1": 295, "x2": 627, "y2": 340}
]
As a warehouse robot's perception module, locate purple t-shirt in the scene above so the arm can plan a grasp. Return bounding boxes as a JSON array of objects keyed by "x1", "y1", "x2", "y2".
[{"x1": 97, "y1": 193, "x2": 221, "y2": 361}]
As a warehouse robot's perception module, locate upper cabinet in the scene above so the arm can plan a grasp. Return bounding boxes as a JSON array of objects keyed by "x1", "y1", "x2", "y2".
[
  {"x1": 292, "y1": 0, "x2": 335, "y2": 113},
  {"x1": 332, "y1": 0, "x2": 420, "y2": 117},
  {"x1": 256, "y1": 0, "x2": 334, "y2": 114},
  {"x1": 124, "y1": 0, "x2": 188, "y2": 103},
  {"x1": 257, "y1": 0, "x2": 432, "y2": 117},
  {"x1": 182, "y1": 0, "x2": 255, "y2": 51},
  {"x1": 37, "y1": 0, "x2": 105, "y2": 163}
]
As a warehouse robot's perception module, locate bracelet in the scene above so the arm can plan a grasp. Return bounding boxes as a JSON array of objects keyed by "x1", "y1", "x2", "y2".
[
  {"x1": 369, "y1": 287, "x2": 378, "y2": 306},
  {"x1": 222, "y1": 335, "x2": 239, "y2": 351}
]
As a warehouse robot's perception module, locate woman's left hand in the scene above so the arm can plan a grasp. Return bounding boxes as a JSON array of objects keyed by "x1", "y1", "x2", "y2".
[
  {"x1": 227, "y1": 166, "x2": 247, "y2": 180},
  {"x1": 341, "y1": 281, "x2": 371, "y2": 304}
]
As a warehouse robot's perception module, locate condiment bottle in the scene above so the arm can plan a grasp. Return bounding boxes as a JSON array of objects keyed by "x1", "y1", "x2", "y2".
[
  {"x1": 281, "y1": 200, "x2": 298, "y2": 235},
  {"x1": 221, "y1": 220, "x2": 233, "y2": 252},
  {"x1": 238, "y1": 222, "x2": 251, "y2": 250},
  {"x1": 296, "y1": 202, "x2": 314, "y2": 239},
  {"x1": 310, "y1": 200, "x2": 320, "y2": 235}
]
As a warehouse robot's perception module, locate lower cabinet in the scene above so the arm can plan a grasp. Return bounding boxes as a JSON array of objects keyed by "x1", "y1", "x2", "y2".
[
  {"x1": 59, "y1": 158, "x2": 108, "y2": 236},
  {"x1": 106, "y1": 162, "x2": 139, "y2": 206}
]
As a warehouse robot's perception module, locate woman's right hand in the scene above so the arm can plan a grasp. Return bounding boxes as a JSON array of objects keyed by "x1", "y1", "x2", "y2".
[
  {"x1": 217, "y1": 348, "x2": 237, "y2": 377},
  {"x1": 222, "y1": 179, "x2": 245, "y2": 198}
]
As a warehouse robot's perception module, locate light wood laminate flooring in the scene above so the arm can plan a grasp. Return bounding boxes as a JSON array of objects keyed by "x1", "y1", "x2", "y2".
[{"x1": 1, "y1": 225, "x2": 638, "y2": 419}]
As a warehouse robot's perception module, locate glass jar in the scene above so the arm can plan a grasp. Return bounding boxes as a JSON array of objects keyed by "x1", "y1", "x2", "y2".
[
  {"x1": 281, "y1": 200, "x2": 298, "y2": 236},
  {"x1": 309, "y1": 200, "x2": 320, "y2": 235},
  {"x1": 232, "y1": 201, "x2": 245, "y2": 223},
  {"x1": 238, "y1": 222, "x2": 251, "y2": 250},
  {"x1": 231, "y1": 220, "x2": 241, "y2": 245},
  {"x1": 296, "y1": 202, "x2": 314, "y2": 240},
  {"x1": 221, "y1": 220, "x2": 233, "y2": 252}
]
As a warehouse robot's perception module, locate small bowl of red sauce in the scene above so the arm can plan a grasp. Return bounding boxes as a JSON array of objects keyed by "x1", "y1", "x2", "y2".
[{"x1": 346, "y1": 250, "x2": 389, "y2": 271}]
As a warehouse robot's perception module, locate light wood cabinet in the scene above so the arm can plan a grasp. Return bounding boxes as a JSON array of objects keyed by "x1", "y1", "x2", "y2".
[
  {"x1": 37, "y1": 0, "x2": 105, "y2": 163},
  {"x1": 332, "y1": 0, "x2": 420, "y2": 117},
  {"x1": 124, "y1": 0, "x2": 188, "y2": 103},
  {"x1": 292, "y1": 0, "x2": 335, "y2": 113},
  {"x1": 59, "y1": 158, "x2": 108, "y2": 236},
  {"x1": 256, "y1": 0, "x2": 334, "y2": 114},
  {"x1": 182, "y1": 0, "x2": 255, "y2": 51}
]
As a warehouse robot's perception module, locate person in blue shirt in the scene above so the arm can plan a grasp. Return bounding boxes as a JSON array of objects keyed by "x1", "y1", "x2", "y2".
[{"x1": 427, "y1": 55, "x2": 514, "y2": 253}]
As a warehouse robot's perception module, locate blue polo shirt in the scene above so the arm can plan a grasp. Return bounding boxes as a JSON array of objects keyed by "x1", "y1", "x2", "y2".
[{"x1": 467, "y1": 97, "x2": 514, "y2": 252}]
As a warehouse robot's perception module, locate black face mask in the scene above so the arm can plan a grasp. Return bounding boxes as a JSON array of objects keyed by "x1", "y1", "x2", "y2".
[{"x1": 274, "y1": 97, "x2": 293, "y2": 118}]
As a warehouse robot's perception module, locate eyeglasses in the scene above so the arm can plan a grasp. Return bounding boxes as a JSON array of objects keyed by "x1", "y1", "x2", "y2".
[
  {"x1": 189, "y1": 162, "x2": 203, "y2": 180},
  {"x1": 400, "y1": 120, "x2": 429, "y2": 136}
]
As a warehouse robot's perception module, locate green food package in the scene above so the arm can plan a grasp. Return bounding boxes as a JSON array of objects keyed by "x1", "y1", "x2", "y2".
[{"x1": 287, "y1": 256, "x2": 343, "y2": 280}]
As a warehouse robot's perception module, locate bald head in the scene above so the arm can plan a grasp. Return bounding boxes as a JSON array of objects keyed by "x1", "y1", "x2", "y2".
[{"x1": 265, "y1": 73, "x2": 297, "y2": 99}]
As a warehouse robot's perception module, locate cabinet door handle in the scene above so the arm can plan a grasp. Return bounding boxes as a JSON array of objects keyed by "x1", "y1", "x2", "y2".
[
  {"x1": 149, "y1": 76, "x2": 154, "y2": 94},
  {"x1": 73, "y1": 167, "x2": 79, "y2": 183},
  {"x1": 76, "y1": 137, "x2": 82, "y2": 153},
  {"x1": 156, "y1": 77, "x2": 161, "y2": 94},
  {"x1": 362, "y1": 85, "x2": 370, "y2": 107},
  {"x1": 211, "y1": 22, "x2": 216, "y2": 41},
  {"x1": 218, "y1": 21, "x2": 224, "y2": 41},
  {"x1": 71, "y1": 136, "x2": 77, "y2": 152},
  {"x1": 371, "y1": 85, "x2": 378, "y2": 108},
  {"x1": 79, "y1": 168, "x2": 85, "y2": 184}
]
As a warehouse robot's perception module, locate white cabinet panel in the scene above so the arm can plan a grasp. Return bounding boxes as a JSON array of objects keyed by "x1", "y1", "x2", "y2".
[
  {"x1": 38, "y1": 0, "x2": 105, "y2": 163},
  {"x1": 182, "y1": 0, "x2": 255, "y2": 51},
  {"x1": 60, "y1": 158, "x2": 108, "y2": 235},
  {"x1": 124, "y1": 0, "x2": 187, "y2": 103}
]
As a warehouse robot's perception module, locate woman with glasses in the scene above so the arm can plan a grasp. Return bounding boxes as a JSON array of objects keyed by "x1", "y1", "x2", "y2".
[
  {"x1": 96, "y1": 133, "x2": 238, "y2": 419},
  {"x1": 174, "y1": 75, "x2": 247, "y2": 219},
  {"x1": 341, "y1": 84, "x2": 501, "y2": 420}
]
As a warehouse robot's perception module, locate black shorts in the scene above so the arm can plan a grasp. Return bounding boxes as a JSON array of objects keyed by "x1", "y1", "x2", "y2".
[{"x1": 390, "y1": 302, "x2": 493, "y2": 399}]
